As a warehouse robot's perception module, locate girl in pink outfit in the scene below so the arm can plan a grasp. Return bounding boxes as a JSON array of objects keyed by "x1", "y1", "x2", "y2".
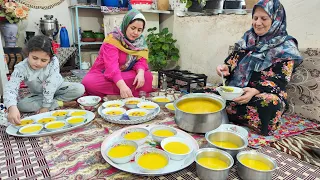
[{"x1": 82, "y1": 9, "x2": 153, "y2": 98}]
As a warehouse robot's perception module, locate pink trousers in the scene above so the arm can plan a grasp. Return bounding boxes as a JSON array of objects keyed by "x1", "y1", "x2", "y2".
[{"x1": 82, "y1": 70, "x2": 153, "y2": 97}]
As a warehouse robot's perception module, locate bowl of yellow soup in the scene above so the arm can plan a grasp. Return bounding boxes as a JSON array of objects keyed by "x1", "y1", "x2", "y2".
[
  {"x1": 107, "y1": 140, "x2": 138, "y2": 164},
  {"x1": 151, "y1": 96, "x2": 174, "y2": 107},
  {"x1": 51, "y1": 110, "x2": 68, "y2": 120},
  {"x1": 19, "y1": 124, "x2": 44, "y2": 135},
  {"x1": 150, "y1": 125, "x2": 177, "y2": 143},
  {"x1": 66, "y1": 116, "x2": 86, "y2": 126},
  {"x1": 124, "y1": 97, "x2": 143, "y2": 109},
  {"x1": 205, "y1": 130, "x2": 248, "y2": 157},
  {"x1": 36, "y1": 116, "x2": 57, "y2": 125},
  {"x1": 161, "y1": 137, "x2": 193, "y2": 160},
  {"x1": 195, "y1": 148, "x2": 234, "y2": 180},
  {"x1": 126, "y1": 108, "x2": 149, "y2": 120},
  {"x1": 102, "y1": 100, "x2": 125, "y2": 109},
  {"x1": 120, "y1": 127, "x2": 149, "y2": 145},
  {"x1": 68, "y1": 110, "x2": 87, "y2": 117},
  {"x1": 135, "y1": 148, "x2": 169, "y2": 173},
  {"x1": 12, "y1": 118, "x2": 35, "y2": 129},
  {"x1": 45, "y1": 121, "x2": 67, "y2": 132},
  {"x1": 102, "y1": 107, "x2": 126, "y2": 120},
  {"x1": 216, "y1": 86, "x2": 244, "y2": 101},
  {"x1": 165, "y1": 103, "x2": 175, "y2": 114},
  {"x1": 137, "y1": 101, "x2": 158, "y2": 113},
  {"x1": 237, "y1": 151, "x2": 277, "y2": 180},
  {"x1": 174, "y1": 93, "x2": 228, "y2": 133}
]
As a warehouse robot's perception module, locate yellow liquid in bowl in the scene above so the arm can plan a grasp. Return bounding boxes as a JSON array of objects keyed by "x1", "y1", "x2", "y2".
[
  {"x1": 52, "y1": 111, "x2": 67, "y2": 117},
  {"x1": 164, "y1": 142, "x2": 190, "y2": 154},
  {"x1": 68, "y1": 118, "x2": 85, "y2": 124},
  {"x1": 177, "y1": 98, "x2": 222, "y2": 114},
  {"x1": 212, "y1": 141, "x2": 239, "y2": 149},
  {"x1": 166, "y1": 104, "x2": 175, "y2": 110},
  {"x1": 108, "y1": 144, "x2": 136, "y2": 158},
  {"x1": 17, "y1": 119, "x2": 34, "y2": 126},
  {"x1": 20, "y1": 125, "x2": 42, "y2": 134},
  {"x1": 71, "y1": 111, "x2": 86, "y2": 116},
  {"x1": 126, "y1": 100, "x2": 140, "y2": 105},
  {"x1": 198, "y1": 157, "x2": 228, "y2": 169},
  {"x1": 138, "y1": 153, "x2": 168, "y2": 170},
  {"x1": 153, "y1": 129, "x2": 175, "y2": 137},
  {"x1": 141, "y1": 105, "x2": 156, "y2": 109},
  {"x1": 105, "y1": 111, "x2": 123, "y2": 116},
  {"x1": 128, "y1": 111, "x2": 146, "y2": 117},
  {"x1": 240, "y1": 158, "x2": 271, "y2": 171},
  {"x1": 46, "y1": 122, "x2": 65, "y2": 129},
  {"x1": 124, "y1": 131, "x2": 148, "y2": 140},
  {"x1": 154, "y1": 98, "x2": 170, "y2": 103},
  {"x1": 38, "y1": 117, "x2": 55, "y2": 124}
]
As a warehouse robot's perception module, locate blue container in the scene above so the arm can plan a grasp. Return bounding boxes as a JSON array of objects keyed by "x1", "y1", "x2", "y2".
[
  {"x1": 103, "y1": 0, "x2": 119, "y2": 7},
  {"x1": 60, "y1": 26, "x2": 70, "y2": 48},
  {"x1": 119, "y1": 0, "x2": 128, "y2": 7}
]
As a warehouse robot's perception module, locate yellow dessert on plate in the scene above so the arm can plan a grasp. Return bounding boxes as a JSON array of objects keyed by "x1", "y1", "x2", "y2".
[
  {"x1": 153, "y1": 129, "x2": 175, "y2": 137},
  {"x1": 124, "y1": 131, "x2": 148, "y2": 140},
  {"x1": 70, "y1": 111, "x2": 87, "y2": 116},
  {"x1": 154, "y1": 97, "x2": 170, "y2": 103},
  {"x1": 108, "y1": 144, "x2": 136, "y2": 158},
  {"x1": 68, "y1": 117, "x2": 85, "y2": 125},
  {"x1": 105, "y1": 110, "x2": 123, "y2": 116},
  {"x1": 164, "y1": 142, "x2": 190, "y2": 154},
  {"x1": 37, "y1": 117, "x2": 56, "y2": 124},
  {"x1": 19, "y1": 124, "x2": 43, "y2": 134},
  {"x1": 126, "y1": 100, "x2": 140, "y2": 105},
  {"x1": 46, "y1": 121, "x2": 65, "y2": 129},
  {"x1": 16, "y1": 119, "x2": 34, "y2": 127},
  {"x1": 137, "y1": 152, "x2": 168, "y2": 170},
  {"x1": 52, "y1": 111, "x2": 67, "y2": 117},
  {"x1": 128, "y1": 111, "x2": 146, "y2": 117}
]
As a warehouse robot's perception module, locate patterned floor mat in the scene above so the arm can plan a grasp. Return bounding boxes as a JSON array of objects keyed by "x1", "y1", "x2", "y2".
[
  {"x1": 271, "y1": 127, "x2": 320, "y2": 167},
  {"x1": 0, "y1": 125, "x2": 50, "y2": 179}
]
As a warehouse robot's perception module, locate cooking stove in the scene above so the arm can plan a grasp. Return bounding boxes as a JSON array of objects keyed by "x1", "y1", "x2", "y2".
[{"x1": 158, "y1": 70, "x2": 208, "y2": 93}]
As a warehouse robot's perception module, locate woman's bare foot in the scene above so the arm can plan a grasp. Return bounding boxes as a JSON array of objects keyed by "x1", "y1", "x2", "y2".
[{"x1": 63, "y1": 101, "x2": 78, "y2": 108}]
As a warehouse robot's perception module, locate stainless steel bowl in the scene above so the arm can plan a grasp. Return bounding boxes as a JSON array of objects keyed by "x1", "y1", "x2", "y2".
[
  {"x1": 236, "y1": 151, "x2": 277, "y2": 180},
  {"x1": 195, "y1": 148, "x2": 234, "y2": 180},
  {"x1": 174, "y1": 93, "x2": 229, "y2": 133},
  {"x1": 205, "y1": 131, "x2": 248, "y2": 157}
]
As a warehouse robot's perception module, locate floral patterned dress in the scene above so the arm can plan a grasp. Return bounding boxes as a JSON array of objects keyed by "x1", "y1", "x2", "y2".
[{"x1": 224, "y1": 50, "x2": 294, "y2": 136}]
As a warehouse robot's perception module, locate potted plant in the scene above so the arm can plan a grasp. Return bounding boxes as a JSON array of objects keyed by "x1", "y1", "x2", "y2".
[
  {"x1": 146, "y1": 27, "x2": 180, "y2": 72},
  {"x1": 0, "y1": 0, "x2": 30, "y2": 47}
]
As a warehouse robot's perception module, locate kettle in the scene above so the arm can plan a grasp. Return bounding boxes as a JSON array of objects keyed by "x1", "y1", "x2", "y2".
[{"x1": 81, "y1": 61, "x2": 90, "y2": 70}]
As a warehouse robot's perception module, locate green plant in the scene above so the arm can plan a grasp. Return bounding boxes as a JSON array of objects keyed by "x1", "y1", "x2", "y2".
[
  {"x1": 180, "y1": 0, "x2": 206, "y2": 8},
  {"x1": 146, "y1": 27, "x2": 180, "y2": 71}
]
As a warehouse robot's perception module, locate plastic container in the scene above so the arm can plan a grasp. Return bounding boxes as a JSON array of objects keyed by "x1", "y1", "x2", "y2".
[
  {"x1": 103, "y1": 0, "x2": 119, "y2": 7},
  {"x1": 59, "y1": 27, "x2": 70, "y2": 47},
  {"x1": 120, "y1": 0, "x2": 128, "y2": 7}
]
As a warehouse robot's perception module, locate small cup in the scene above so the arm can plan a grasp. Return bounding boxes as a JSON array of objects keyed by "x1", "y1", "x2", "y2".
[
  {"x1": 135, "y1": 148, "x2": 170, "y2": 173},
  {"x1": 19, "y1": 124, "x2": 44, "y2": 135},
  {"x1": 123, "y1": 97, "x2": 143, "y2": 109},
  {"x1": 151, "y1": 96, "x2": 174, "y2": 107},
  {"x1": 165, "y1": 103, "x2": 175, "y2": 114},
  {"x1": 161, "y1": 137, "x2": 193, "y2": 160},
  {"x1": 66, "y1": 116, "x2": 86, "y2": 126},
  {"x1": 12, "y1": 118, "x2": 35, "y2": 129},
  {"x1": 102, "y1": 107, "x2": 126, "y2": 120},
  {"x1": 150, "y1": 125, "x2": 177, "y2": 143},
  {"x1": 106, "y1": 140, "x2": 138, "y2": 164},
  {"x1": 51, "y1": 110, "x2": 68, "y2": 120},
  {"x1": 45, "y1": 121, "x2": 67, "y2": 132},
  {"x1": 68, "y1": 110, "x2": 87, "y2": 117},
  {"x1": 36, "y1": 116, "x2": 57, "y2": 125},
  {"x1": 137, "y1": 101, "x2": 158, "y2": 113},
  {"x1": 126, "y1": 108, "x2": 149, "y2": 120},
  {"x1": 102, "y1": 100, "x2": 125, "y2": 109},
  {"x1": 120, "y1": 127, "x2": 150, "y2": 145}
]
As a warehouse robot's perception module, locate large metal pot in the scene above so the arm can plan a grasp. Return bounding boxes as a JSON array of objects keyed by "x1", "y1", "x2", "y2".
[{"x1": 174, "y1": 93, "x2": 229, "y2": 133}]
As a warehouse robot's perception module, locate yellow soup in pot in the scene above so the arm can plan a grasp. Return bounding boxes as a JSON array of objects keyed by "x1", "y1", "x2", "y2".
[
  {"x1": 20, "y1": 125, "x2": 42, "y2": 134},
  {"x1": 177, "y1": 98, "x2": 222, "y2": 114},
  {"x1": 126, "y1": 100, "x2": 140, "y2": 105},
  {"x1": 138, "y1": 153, "x2": 168, "y2": 170},
  {"x1": 107, "y1": 104, "x2": 121, "y2": 108},
  {"x1": 128, "y1": 111, "x2": 146, "y2": 117},
  {"x1": 240, "y1": 158, "x2": 271, "y2": 171},
  {"x1": 52, "y1": 111, "x2": 67, "y2": 117},
  {"x1": 164, "y1": 142, "x2": 190, "y2": 154},
  {"x1": 141, "y1": 105, "x2": 156, "y2": 109},
  {"x1": 46, "y1": 122, "x2": 65, "y2": 129},
  {"x1": 212, "y1": 141, "x2": 239, "y2": 149},
  {"x1": 108, "y1": 144, "x2": 136, "y2": 158},
  {"x1": 105, "y1": 111, "x2": 123, "y2": 116},
  {"x1": 70, "y1": 111, "x2": 86, "y2": 116},
  {"x1": 124, "y1": 131, "x2": 148, "y2": 140},
  {"x1": 68, "y1": 118, "x2": 85, "y2": 124},
  {"x1": 198, "y1": 157, "x2": 228, "y2": 169},
  {"x1": 38, "y1": 117, "x2": 55, "y2": 124},
  {"x1": 153, "y1": 129, "x2": 175, "y2": 137},
  {"x1": 17, "y1": 119, "x2": 34, "y2": 126}
]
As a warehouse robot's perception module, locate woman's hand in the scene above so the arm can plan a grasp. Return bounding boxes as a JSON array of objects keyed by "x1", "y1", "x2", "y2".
[
  {"x1": 216, "y1": 64, "x2": 230, "y2": 77},
  {"x1": 133, "y1": 70, "x2": 145, "y2": 89},
  {"x1": 7, "y1": 106, "x2": 21, "y2": 125},
  {"x1": 120, "y1": 85, "x2": 133, "y2": 98},
  {"x1": 233, "y1": 87, "x2": 260, "y2": 104},
  {"x1": 38, "y1": 107, "x2": 49, "y2": 114}
]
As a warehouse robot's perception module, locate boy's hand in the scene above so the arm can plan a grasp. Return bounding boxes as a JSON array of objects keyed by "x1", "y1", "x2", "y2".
[{"x1": 7, "y1": 106, "x2": 21, "y2": 125}]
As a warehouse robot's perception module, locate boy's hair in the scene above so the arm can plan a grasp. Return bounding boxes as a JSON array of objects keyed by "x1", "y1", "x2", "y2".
[{"x1": 26, "y1": 35, "x2": 54, "y2": 58}]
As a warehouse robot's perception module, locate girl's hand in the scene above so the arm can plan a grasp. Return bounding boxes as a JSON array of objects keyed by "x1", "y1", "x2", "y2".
[
  {"x1": 216, "y1": 64, "x2": 230, "y2": 77},
  {"x1": 120, "y1": 85, "x2": 133, "y2": 98},
  {"x1": 233, "y1": 87, "x2": 260, "y2": 104},
  {"x1": 7, "y1": 106, "x2": 21, "y2": 125},
  {"x1": 133, "y1": 70, "x2": 145, "y2": 89},
  {"x1": 38, "y1": 107, "x2": 49, "y2": 114}
]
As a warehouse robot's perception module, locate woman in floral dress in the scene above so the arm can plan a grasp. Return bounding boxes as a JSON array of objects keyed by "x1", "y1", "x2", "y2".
[{"x1": 216, "y1": 0, "x2": 303, "y2": 135}]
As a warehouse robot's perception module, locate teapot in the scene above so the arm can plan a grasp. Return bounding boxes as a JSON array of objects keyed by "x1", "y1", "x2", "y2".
[{"x1": 81, "y1": 61, "x2": 90, "y2": 70}]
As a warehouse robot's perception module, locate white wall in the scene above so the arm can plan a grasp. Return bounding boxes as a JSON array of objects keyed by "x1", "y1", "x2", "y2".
[{"x1": 167, "y1": 0, "x2": 320, "y2": 84}]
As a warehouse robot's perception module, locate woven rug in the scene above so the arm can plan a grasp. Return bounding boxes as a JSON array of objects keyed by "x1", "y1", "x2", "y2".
[
  {"x1": 16, "y1": 0, "x2": 65, "y2": 9},
  {"x1": 271, "y1": 127, "x2": 320, "y2": 167},
  {"x1": 0, "y1": 125, "x2": 50, "y2": 179}
]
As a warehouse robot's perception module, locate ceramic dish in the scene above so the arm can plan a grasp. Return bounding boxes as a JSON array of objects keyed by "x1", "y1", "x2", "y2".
[
  {"x1": 102, "y1": 107, "x2": 126, "y2": 120},
  {"x1": 51, "y1": 110, "x2": 68, "y2": 120},
  {"x1": 77, "y1": 95, "x2": 101, "y2": 106},
  {"x1": 151, "y1": 96, "x2": 174, "y2": 106},
  {"x1": 45, "y1": 121, "x2": 67, "y2": 132},
  {"x1": 126, "y1": 108, "x2": 150, "y2": 120},
  {"x1": 66, "y1": 116, "x2": 86, "y2": 126},
  {"x1": 216, "y1": 86, "x2": 244, "y2": 101},
  {"x1": 120, "y1": 127, "x2": 150, "y2": 145},
  {"x1": 102, "y1": 100, "x2": 125, "y2": 108},
  {"x1": 150, "y1": 125, "x2": 177, "y2": 143},
  {"x1": 137, "y1": 101, "x2": 158, "y2": 113},
  {"x1": 106, "y1": 140, "x2": 138, "y2": 164},
  {"x1": 36, "y1": 116, "x2": 57, "y2": 125},
  {"x1": 68, "y1": 110, "x2": 87, "y2": 117},
  {"x1": 161, "y1": 137, "x2": 193, "y2": 160},
  {"x1": 19, "y1": 124, "x2": 44, "y2": 135},
  {"x1": 123, "y1": 97, "x2": 144, "y2": 109},
  {"x1": 12, "y1": 118, "x2": 35, "y2": 129},
  {"x1": 135, "y1": 148, "x2": 170, "y2": 173}
]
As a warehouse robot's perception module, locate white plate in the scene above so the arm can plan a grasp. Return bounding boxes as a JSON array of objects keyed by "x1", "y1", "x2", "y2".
[
  {"x1": 101, "y1": 124, "x2": 199, "y2": 176},
  {"x1": 6, "y1": 109, "x2": 95, "y2": 137},
  {"x1": 98, "y1": 100, "x2": 160, "y2": 125}
]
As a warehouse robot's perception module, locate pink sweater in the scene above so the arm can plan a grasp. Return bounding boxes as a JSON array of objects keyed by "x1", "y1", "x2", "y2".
[{"x1": 89, "y1": 43, "x2": 149, "y2": 83}]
